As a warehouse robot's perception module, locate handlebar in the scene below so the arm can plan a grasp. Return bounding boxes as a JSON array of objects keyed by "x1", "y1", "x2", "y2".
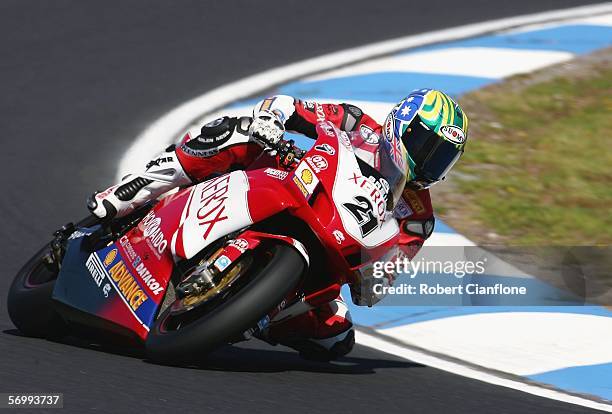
[{"x1": 272, "y1": 137, "x2": 306, "y2": 167}]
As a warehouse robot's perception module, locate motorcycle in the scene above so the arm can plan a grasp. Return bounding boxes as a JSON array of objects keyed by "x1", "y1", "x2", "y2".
[{"x1": 7, "y1": 121, "x2": 405, "y2": 363}]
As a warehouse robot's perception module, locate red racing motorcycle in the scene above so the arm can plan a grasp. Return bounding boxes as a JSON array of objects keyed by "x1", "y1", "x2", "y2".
[{"x1": 7, "y1": 121, "x2": 406, "y2": 363}]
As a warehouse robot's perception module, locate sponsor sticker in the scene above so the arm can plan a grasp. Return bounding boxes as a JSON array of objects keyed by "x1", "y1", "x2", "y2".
[
  {"x1": 85, "y1": 254, "x2": 107, "y2": 289},
  {"x1": 141, "y1": 211, "x2": 168, "y2": 256},
  {"x1": 146, "y1": 156, "x2": 173, "y2": 169},
  {"x1": 302, "y1": 100, "x2": 315, "y2": 111},
  {"x1": 107, "y1": 259, "x2": 149, "y2": 312},
  {"x1": 89, "y1": 247, "x2": 159, "y2": 328},
  {"x1": 320, "y1": 123, "x2": 335, "y2": 137},
  {"x1": 195, "y1": 175, "x2": 232, "y2": 240},
  {"x1": 348, "y1": 172, "x2": 388, "y2": 219},
  {"x1": 292, "y1": 162, "x2": 319, "y2": 198},
  {"x1": 214, "y1": 255, "x2": 232, "y2": 272},
  {"x1": 360, "y1": 125, "x2": 379, "y2": 144},
  {"x1": 305, "y1": 155, "x2": 328, "y2": 173},
  {"x1": 393, "y1": 198, "x2": 413, "y2": 220},
  {"x1": 440, "y1": 125, "x2": 465, "y2": 145},
  {"x1": 315, "y1": 103, "x2": 326, "y2": 122},
  {"x1": 89, "y1": 248, "x2": 152, "y2": 313},
  {"x1": 228, "y1": 238, "x2": 249, "y2": 253},
  {"x1": 264, "y1": 168, "x2": 289, "y2": 180},
  {"x1": 338, "y1": 131, "x2": 352, "y2": 149},
  {"x1": 384, "y1": 113, "x2": 394, "y2": 142},
  {"x1": 197, "y1": 130, "x2": 230, "y2": 144},
  {"x1": 292, "y1": 176, "x2": 309, "y2": 197},
  {"x1": 402, "y1": 189, "x2": 426, "y2": 215},
  {"x1": 68, "y1": 230, "x2": 92, "y2": 240},
  {"x1": 133, "y1": 260, "x2": 165, "y2": 296},
  {"x1": 314, "y1": 143, "x2": 335, "y2": 155},
  {"x1": 180, "y1": 144, "x2": 220, "y2": 158},
  {"x1": 259, "y1": 97, "x2": 276, "y2": 112},
  {"x1": 119, "y1": 235, "x2": 137, "y2": 261},
  {"x1": 103, "y1": 249, "x2": 117, "y2": 267},
  {"x1": 301, "y1": 169, "x2": 313, "y2": 184},
  {"x1": 332, "y1": 230, "x2": 345, "y2": 244},
  {"x1": 257, "y1": 315, "x2": 270, "y2": 331}
]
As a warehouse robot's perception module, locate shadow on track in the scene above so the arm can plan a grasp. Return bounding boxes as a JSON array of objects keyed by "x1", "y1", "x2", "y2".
[{"x1": 3, "y1": 329, "x2": 422, "y2": 375}]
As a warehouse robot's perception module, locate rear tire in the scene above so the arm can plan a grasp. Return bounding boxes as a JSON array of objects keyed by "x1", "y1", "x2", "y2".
[{"x1": 145, "y1": 243, "x2": 304, "y2": 364}]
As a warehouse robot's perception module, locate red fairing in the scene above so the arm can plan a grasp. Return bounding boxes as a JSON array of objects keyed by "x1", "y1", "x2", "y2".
[{"x1": 289, "y1": 98, "x2": 434, "y2": 241}]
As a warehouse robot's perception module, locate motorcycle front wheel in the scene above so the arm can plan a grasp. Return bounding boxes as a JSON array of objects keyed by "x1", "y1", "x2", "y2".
[
  {"x1": 145, "y1": 242, "x2": 305, "y2": 364},
  {"x1": 7, "y1": 244, "x2": 67, "y2": 338},
  {"x1": 7, "y1": 215, "x2": 100, "y2": 338}
]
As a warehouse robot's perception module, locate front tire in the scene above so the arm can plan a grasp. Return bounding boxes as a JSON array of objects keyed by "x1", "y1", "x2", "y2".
[
  {"x1": 7, "y1": 215, "x2": 100, "y2": 338},
  {"x1": 145, "y1": 243, "x2": 304, "y2": 364},
  {"x1": 7, "y1": 245, "x2": 66, "y2": 338}
]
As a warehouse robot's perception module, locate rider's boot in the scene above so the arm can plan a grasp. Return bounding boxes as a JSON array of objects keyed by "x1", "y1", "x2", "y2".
[
  {"x1": 87, "y1": 146, "x2": 192, "y2": 221},
  {"x1": 264, "y1": 295, "x2": 355, "y2": 361}
]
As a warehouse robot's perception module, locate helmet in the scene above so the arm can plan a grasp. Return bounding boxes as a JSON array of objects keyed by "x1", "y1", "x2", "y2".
[{"x1": 382, "y1": 89, "x2": 469, "y2": 190}]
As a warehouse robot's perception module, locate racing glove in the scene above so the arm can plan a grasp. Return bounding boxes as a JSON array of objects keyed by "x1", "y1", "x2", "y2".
[{"x1": 248, "y1": 109, "x2": 285, "y2": 147}]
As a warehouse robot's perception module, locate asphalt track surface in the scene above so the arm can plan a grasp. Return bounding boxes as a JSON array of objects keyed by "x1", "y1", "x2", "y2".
[{"x1": 0, "y1": 1, "x2": 604, "y2": 413}]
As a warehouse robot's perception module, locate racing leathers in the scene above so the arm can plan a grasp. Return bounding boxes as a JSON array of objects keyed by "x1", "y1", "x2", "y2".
[{"x1": 88, "y1": 95, "x2": 435, "y2": 361}]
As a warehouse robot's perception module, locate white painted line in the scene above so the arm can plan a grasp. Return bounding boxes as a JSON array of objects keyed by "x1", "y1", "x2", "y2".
[
  {"x1": 425, "y1": 232, "x2": 475, "y2": 247},
  {"x1": 356, "y1": 329, "x2": 612, "y2": 412},
  {"x1": 575, "y1": 11, "x2": 612, "y2": 26},
  {"x1": 376, "y1": 312, "x2": 612, "y2": 376},
  {"x1": 303, "y1": 47, "x2": 574, "y2": 81},
  {"x1": 193, "y1": 100, "x2": 393, "y2": 132},
  {"x1": 118, "y1": 3, "x2": 612, "y2": 179},
  {"x1": 504, "y1": 11, "x2": 612, "y2": 33}
]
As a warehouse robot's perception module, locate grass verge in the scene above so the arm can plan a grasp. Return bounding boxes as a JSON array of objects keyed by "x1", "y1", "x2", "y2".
[{"x1": 432, "y1": 47, "x2": 612, "y2": 246}]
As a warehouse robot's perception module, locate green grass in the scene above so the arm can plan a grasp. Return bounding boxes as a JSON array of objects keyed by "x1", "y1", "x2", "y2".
[{"x1": 446, "y1": 57, "x2": 612, "y2": 245}]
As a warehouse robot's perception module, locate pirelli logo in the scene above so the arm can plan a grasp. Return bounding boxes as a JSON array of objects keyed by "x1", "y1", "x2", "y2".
[
  {"x1": 403, "y1": 189, "x2": 426, "y2": 215},
  {"x1": 85, "y1": 254, "x2": 105, "y2": 287}
]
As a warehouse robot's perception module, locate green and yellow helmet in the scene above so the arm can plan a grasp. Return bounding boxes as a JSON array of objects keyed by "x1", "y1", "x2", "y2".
[{"x1": 382, "y1": 88, "x2": 469, "y2": 190}]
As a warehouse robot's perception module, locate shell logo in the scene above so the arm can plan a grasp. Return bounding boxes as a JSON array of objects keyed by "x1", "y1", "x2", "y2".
[
  {"x1": 104, "y1": 249, "x2": 118, "y2": 267},
  {"x1": 301, "y1": 169, "x2": 313, "y2": 185}
]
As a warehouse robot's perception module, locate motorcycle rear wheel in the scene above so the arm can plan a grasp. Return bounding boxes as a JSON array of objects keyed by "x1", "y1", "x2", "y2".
[{"x1": 145, "y1": 242, "x2": 304, "y2": 364}]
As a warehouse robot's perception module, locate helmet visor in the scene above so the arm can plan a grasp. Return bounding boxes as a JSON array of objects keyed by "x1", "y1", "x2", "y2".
[{"x1": 402, "y1": 117, "x2": 463, "y2": 188}]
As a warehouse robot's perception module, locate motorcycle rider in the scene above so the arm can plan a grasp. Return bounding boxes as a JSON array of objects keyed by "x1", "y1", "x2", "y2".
[{"x1": 87, "y1": 88, "x2": 469, "y2": 361}]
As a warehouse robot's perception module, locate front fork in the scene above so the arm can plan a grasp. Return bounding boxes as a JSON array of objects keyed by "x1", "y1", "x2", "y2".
[{"x1": 42, "y1": 222, "x2": 77, "y2": 271}]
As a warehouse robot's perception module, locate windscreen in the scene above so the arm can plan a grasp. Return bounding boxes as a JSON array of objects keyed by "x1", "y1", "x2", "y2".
[{"x1": 348, "y1": 129, "x2": 407, "y2": 212}]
